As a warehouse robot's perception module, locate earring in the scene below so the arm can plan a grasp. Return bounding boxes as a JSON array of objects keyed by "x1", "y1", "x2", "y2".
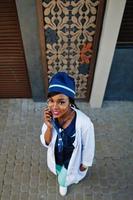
[{"x1": 70, "y1": 104, "x2": 74, "y2": 108}]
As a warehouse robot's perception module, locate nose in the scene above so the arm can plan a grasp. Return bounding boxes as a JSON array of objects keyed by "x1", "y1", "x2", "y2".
[{"x1": 52, "y1": 102, "x2": 59, "y2": 109}]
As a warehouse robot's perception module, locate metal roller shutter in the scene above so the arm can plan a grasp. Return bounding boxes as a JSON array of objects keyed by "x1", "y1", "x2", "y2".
[
  {"x1": 0, "y1": 0, "x2": 31, "y2": 98},
  {"x1": 117, "y1": 0, "x2": 133, "y2": 44}
]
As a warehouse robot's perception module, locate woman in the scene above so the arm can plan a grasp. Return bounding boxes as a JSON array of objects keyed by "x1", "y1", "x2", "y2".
[{"x1": 40, "y1": 72, "x2": 95, "y2": 196}]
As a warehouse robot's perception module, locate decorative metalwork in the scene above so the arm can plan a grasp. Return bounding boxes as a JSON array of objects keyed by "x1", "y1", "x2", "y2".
[{"x1": 42, "y1": 0, "x2": 99, "y2": 98}]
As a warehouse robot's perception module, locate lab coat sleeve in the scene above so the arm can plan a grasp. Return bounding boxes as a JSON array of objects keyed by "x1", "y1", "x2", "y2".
[
  {"x1": 40, "y1": 123, "x2": 49, "y2": 148},
  {"x1": 81, "y1": 120, "x2": 95, "y2": 167}
]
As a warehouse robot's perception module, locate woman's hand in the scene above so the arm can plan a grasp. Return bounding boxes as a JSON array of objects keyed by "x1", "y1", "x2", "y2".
[
  {"x1": 80, "y1": 164, "x2": 88, "y2": 171},
  {"x1": 44, "y1": 107, "x2": 53, "y2": 129}
]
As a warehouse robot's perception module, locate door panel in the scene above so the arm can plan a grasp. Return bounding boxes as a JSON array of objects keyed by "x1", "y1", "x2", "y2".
[{"x1": 37, "y1": 0, "x2": 106, "y2": 100}]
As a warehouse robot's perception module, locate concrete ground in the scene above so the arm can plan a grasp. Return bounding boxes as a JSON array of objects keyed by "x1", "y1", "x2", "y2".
[{"x1": 0, "y1": 99, "x2": 133, "y2": 200}]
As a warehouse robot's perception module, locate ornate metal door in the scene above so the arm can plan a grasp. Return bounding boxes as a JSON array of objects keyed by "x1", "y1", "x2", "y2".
[{"x1": 37, "y1": 0, "x2": 106, "y2": 100}]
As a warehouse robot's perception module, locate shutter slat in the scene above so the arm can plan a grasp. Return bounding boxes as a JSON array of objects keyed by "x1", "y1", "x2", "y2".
[{"x1": 0, "y1": 0, "x2": 31, "y2": 98}]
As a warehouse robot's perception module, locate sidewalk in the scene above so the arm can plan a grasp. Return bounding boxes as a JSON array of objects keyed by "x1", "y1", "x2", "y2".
[{"x1": 0, "y1": 99, "x2": 133, "y2": 200}]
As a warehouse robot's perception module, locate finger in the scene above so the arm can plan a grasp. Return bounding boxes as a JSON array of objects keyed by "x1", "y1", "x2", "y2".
[
  {"x1": 44, "y1": 114, "x2": 52, "y2": 123},
  {"x1": 44, "y1": 113, "x2": 52, "y2": 120},
  {"x1": 44, "y1": 108, "x2": 52, "y2": 116}
]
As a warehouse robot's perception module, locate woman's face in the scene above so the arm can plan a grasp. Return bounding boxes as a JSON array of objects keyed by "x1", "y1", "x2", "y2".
[{"x1": 47, "y1": 94, "x2": 70, "y2": 119}]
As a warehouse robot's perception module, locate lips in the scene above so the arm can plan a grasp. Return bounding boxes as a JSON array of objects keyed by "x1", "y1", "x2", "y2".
[{"x1": 52, "y1": 110, "x2": 60, "y2": 116}]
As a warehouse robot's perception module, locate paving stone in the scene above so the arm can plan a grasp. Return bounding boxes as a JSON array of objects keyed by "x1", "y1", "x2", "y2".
[
  {"x1": 74, "y1": 192, "x2": 83, "y2": 200},
  {"x1": 10, "y1": 192, "x2": 20, "y2": 200},
  {"x1": 12, "y1": 183, "x2": 21, "y2": 193},
  {"x1": 84, "y1": 192, "x2": 93, "y2": 200},
  {"x1": 29, "y1": 186, "x2": 38, "y2": 193},
  {"x1": 47, "y1": 186, "x2": 56, "y2": 193},
  {"x1": 20, "y1": 192, "x2": 29, "y2": 200},
  {"x1": 30, "y1": 176, "x2": 39, "y2": 189},
  {"x1": 103, "y1": 193, "x2": 112, "y2": 200},
  {"x1": 39, "y1": 171, "x2": 47, "y2": 185},
  {"x1": 47, "y1": 193, "x2": 57, "y2": 200},
  {"x1": 38, "y1": 193, "x2": 47, "y2": 200},
  {"x1": 1, "y1": 184, "x2": 11, "y2": 198},
  {"x1": 28, "y1": 192, "x2": 38, "y2": 200},
  {"x1": 1, "y1": 190, "x2": 11, "y2": 200},
  {"x1": 0, "y1": 154, "x2": 7, "y2": 165},
  {"x1": 38, "y1": 184, "x2": 47, "y2": 193},
  {"x1": 21, "y1": 184, "x2": 29, "y2": 193},
  {"x1": 23, "y1": 162, "x2": 31, "y2": 172}
]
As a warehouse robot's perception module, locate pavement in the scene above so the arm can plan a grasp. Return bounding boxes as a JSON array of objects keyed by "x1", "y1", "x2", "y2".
[{"x1": 0, "y1": 99, "x2": 133, "y2": 200}]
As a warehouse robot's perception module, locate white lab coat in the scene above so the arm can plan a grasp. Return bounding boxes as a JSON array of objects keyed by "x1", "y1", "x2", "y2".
[{"x1": 40, "y1": 108, "x2": 95, "y2": 186}]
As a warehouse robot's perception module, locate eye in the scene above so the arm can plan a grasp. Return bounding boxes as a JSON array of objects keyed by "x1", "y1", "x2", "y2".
[
  {"x1": 59, "y1": 101, "x2": 66, "y2": 105},
  {"x1": 47, "y1": 98, "x2": 53, "y2": 104}
]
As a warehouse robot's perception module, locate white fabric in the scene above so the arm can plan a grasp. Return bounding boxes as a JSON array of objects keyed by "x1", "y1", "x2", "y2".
[
  {"x1": 49, "y1": 84, "x2": 75, "y2": 95},
  {"x1": 40, "y1": 108, "x2": 95, "y2": 186}
]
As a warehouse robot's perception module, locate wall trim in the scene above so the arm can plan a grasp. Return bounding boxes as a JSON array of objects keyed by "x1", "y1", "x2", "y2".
[{"x1": 15, "y1": 0, "x2": 46, "y2": 101}]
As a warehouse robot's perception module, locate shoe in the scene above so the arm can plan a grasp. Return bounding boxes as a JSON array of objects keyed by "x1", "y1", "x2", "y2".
[{"x1": 59, "y1": 186, "x2": 67, "y2": 196}]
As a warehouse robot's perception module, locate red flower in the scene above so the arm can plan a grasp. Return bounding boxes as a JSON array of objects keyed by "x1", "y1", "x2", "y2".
[{"x1": 80, "y1": 43, "x2": 92, "y2": 64}]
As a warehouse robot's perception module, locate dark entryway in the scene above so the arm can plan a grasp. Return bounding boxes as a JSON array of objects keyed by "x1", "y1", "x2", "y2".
[{"x1": 104, "y1": 0, "x2": 133, "y2": 101}]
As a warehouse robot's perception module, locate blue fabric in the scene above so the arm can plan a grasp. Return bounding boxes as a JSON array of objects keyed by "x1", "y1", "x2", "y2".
[
  {"x1": 48, "y1": 72, "x2": 75, "y2": 99},
  {"x1": 55, "y1": 114, "x2": 76, "y2": 169}
]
